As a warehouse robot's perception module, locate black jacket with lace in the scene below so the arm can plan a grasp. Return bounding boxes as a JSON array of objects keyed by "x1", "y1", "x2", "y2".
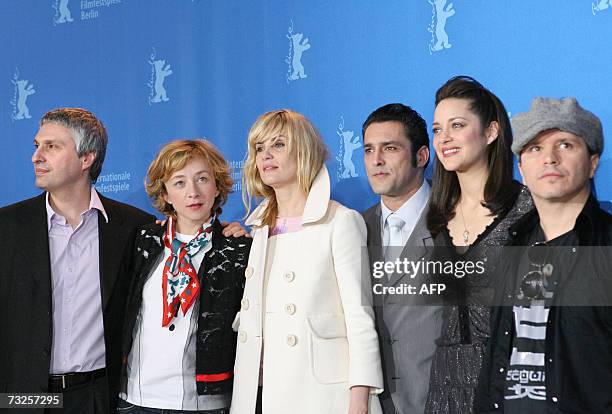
[{"x1": 120, "y1": 219, "x2": 251, "y2": 395}]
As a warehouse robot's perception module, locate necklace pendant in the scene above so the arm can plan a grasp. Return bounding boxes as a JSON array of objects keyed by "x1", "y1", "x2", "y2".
[{"x1": 462, "y1": 230, "x2": 470, "y2": 244}]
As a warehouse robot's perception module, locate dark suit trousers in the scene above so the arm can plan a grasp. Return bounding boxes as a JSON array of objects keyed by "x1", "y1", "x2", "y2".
[{"x1": 46, "y1": 374, "x2": 109, "y2": 414}]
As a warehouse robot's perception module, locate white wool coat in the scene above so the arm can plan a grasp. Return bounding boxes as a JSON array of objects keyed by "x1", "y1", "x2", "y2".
[{"x1": 230, "y1": 167, "x2": 383, "y2": 414}]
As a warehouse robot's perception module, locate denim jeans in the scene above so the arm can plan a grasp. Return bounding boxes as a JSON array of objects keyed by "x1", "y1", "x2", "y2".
[{"x1": 117, "y1": 399, "x2": 229, "y2": 414}]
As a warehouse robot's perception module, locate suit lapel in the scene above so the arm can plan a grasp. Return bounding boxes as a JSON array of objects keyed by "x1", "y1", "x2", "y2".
[
  {"x1": 19, "y1": 194, "x2": 53, "y2": 311},
  {"x1": 399, "y1": 205, "x2": 432, "y2": 257},
  {"x1": 98, "y1": 197, "x2": 125, "y2": 311},
  {"x1": 364, "y1": 204, "x2": 384, "y2": 268}
]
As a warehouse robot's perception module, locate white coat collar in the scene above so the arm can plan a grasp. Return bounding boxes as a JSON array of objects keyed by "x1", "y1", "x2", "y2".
[{"x1": 245, "y1": 165, "x2": 331, "y2": 227}]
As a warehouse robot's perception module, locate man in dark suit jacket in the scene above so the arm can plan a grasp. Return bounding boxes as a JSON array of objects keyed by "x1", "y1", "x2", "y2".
[
  {"x1": 361, "y1": 104, "x2": 443, "y2": 414},
  {"x1": 0, "y1": 108, "x2": 155, "y2": 414}
]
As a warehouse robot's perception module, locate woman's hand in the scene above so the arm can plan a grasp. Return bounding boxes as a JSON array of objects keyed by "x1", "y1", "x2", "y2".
[{"x1": 348, "y1": 385, "x2": 370, "y2": 414}]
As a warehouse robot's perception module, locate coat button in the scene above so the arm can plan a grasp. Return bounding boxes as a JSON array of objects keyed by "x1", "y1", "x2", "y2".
[
  {"x1": 245, "y1": 266, "x2": 254, "y2": 279},
  {"x1": 285, "y1": 303, "x2": 296, "y2": 315},
  {"x1": 283, "y1": 271, "x2": 295, "y2": 282},
  {"x1": 494, "y1": 403, "x2": 499, "y2": 408},
  {"x1": 286, "y1": 334, "x2": 297, "y2": 346},
  {"x1": 552, "y1": 396, "x2": 558, "y2": 403},
  {"x1": 241, "y1": 298, "x2": 250, "y2": 310},
  {"x1": 42, "y1": 348, "x2": 50, "y2": 357},
  {"x1": 239, "y1": 330, "x2": 247, "y2": 343}
]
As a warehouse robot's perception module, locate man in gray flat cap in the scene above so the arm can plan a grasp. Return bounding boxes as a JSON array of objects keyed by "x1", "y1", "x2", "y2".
[{"x1": 476, "y1": 97, "x2": 612, "y2": 413}]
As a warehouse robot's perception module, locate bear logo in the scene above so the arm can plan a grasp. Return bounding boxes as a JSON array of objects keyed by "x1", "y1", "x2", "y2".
[
  {"x1": 54, "y1": 0, "x2": 74, "y2": 25},
  {"x1": 289, "y1": 33, "x2": 311, "y2": 80},
  {"x1": 592, "y1": 0, "x2": 610, "y2": 14},
  {"x1": 12, "y1": 78, "x2": 36, "y2": 120},
  {"x1": 149, "y1": 56, "x2": 173, "y2": 104},
  {"x1": 336, "y1": 117, "x2": 362, "y2": 180},
  {"x1": 285, "y1": 20, "x2": 311, "y2": 82},
  {"x1": 428, "y1": 0, "x2": 455, "y2": 53}
]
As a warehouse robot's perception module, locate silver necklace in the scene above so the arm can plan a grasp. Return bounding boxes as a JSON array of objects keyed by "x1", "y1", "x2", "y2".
[{"x1": 458, "y1": 201, "x2": 470, "y2": 245}]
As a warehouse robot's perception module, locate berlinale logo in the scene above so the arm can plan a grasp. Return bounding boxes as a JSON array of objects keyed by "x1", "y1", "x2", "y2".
[
  {"x1": 10, "y1": 68, "x2": 36, "y2": 121},
  {"x1": 285, "y1": 20, "x2": 311, "y2": 82},
  {"x1": 52, "y1": 0, "x2": 74, "y2": 25},
  {"x1": 148, "y1": 48, "x2": 174, "y2": 105},
  {"x1": 335, "y1": 116, "x2": 362, "y2": 181},
  {"x1": 592, "y1": 0, "x2": 611, "y2": 14},
  {"x1": 427, "y1": 0, "x2": 455, "y2": 54}
]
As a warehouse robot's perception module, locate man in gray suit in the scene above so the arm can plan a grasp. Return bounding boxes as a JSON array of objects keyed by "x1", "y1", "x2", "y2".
[{"x1": 361, "y1": 103, "x2": 443, "y2": 414}]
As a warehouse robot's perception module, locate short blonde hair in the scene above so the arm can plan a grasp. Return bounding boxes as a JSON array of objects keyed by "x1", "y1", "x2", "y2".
[
  {"x1": 146, "y1": 139, "x2": 233, "y2": 217},
  {"x1": 242, "y1": 109, "x2": 329, "y2": 227}
]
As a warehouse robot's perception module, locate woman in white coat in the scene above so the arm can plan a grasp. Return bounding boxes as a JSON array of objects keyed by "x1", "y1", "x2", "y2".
[{"x1": 230, "y1": 110, "x2": 383, "y2": 414}]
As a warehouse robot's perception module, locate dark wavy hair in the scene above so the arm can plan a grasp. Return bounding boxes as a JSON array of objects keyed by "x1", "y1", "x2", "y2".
[{"x1": 427, "y1": 76, "x2": 519, "y2": 237}]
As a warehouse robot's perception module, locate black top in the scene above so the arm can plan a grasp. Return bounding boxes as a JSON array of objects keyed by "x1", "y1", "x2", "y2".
[{"x1": 425, "y1": 185, "x2": 534, "y2": 414}]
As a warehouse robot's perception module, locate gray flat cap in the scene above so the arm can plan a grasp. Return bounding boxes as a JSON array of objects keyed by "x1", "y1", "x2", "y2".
[{"x1": 511, "y1": 97, "x2": 603, "y2": 155}]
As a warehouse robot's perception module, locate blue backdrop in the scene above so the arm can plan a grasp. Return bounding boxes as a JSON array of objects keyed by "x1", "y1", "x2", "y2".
[{"x1": 2, "y1": 0, "x2": 611, "y2": 219}]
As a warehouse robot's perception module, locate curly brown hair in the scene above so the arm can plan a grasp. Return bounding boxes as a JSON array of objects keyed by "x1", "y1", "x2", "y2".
[{"x1": 145, "y1": 139, "x2": 233, "y2": 217}]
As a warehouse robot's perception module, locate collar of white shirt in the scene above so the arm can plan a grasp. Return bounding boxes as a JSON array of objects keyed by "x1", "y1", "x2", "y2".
[{"x1": 380, "y1": 180, "x2": 430, "y2": 246}]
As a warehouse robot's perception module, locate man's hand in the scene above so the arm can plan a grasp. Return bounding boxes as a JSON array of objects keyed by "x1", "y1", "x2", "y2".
[{"x1": 222, "y1": 221, "x2": 250, "y2": 238}]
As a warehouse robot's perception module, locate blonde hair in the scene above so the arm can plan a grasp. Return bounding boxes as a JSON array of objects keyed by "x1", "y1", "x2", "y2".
[
  {"x1": 242, "y1": 109, "x2": 329, "y2": 227},
  {"x1": 146, "y1": 139, "x2": 233, "y2": 217}
]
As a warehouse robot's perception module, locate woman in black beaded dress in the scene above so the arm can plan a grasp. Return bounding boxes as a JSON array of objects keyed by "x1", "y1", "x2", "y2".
[{"x1": 424, "y1": 76, "x2": 533, "y2": 414}]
